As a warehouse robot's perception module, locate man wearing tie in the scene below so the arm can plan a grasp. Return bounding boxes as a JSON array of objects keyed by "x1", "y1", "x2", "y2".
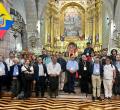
[{"x1": 66, "y1": 54, "x2": 79, "y2": 93}]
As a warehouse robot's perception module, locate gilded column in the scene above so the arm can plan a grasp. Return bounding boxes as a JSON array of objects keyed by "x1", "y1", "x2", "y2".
[
  {"x1": 45, "y1": 15, "x2": 48, "y2": 45},
  {"x1": 99, "y1": 3, "x2": 103, "y2": 46},
  {"x1": 93, "y1": 9, "x2": 96, "y2": 45},
  {"x1": 50, "y1": 16, "x2": 54, "y2": 48},
  {"x1": 85, "y1": 10, "x2": 88, "y2": 40},
  {"x1": 60, "y1": 12, "x2": 64, "y2": 37}
]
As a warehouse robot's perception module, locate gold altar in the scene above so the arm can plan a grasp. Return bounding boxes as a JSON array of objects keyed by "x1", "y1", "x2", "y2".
[{"x1": 42, "y1": 0, "x2": 103, "y2": 52}]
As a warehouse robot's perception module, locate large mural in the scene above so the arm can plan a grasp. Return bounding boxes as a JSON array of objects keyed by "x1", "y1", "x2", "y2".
[{"x1": 64, "y1": 6, "x2": 82, "y2": 37}]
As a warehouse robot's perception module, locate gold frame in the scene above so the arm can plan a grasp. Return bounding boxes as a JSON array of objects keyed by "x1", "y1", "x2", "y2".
[{"x1": 59, "y1": 2, "x2": 85, "y2": 41}]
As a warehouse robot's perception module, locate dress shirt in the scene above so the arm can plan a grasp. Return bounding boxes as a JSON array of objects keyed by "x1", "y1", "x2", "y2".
[
  {"x1": 93, "y1": 63, "x2": 100, "y2": 75},
  {"x1": 47, "y1": 62, "x2": 61, "y2": 75},
  {"x1": 5, "y1": 58, "x2": 14, "y2": 71},
  {"x1": 43, "y1": 56, "x2": 51, "y2": 65},
  {"x1": 116, "y1": 61, "x2": 120, "y2": 72},
  {"x1": 38, "y1": 64, "x2": 45, "y2": 76},
  {"x1": 0, "y1": 62, "x2": 5, "y2": 76},
  {"x1": 13, "y1": 65, "x2": 19, "y2": 76},
  {"x1": 66, "y1": 60, "x2": 78, "y2": 72}
]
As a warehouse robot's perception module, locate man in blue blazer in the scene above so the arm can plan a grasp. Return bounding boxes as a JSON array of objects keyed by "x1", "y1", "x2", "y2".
[
  {"x1": 10, "y1": 58, "x2": 21, "y2": 99},
  {"x1": 89, "y1": 57, "x2": 103, "y2": 101}
]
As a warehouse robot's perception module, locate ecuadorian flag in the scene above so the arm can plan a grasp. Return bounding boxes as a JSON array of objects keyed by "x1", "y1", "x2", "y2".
[{"x1": 0, "y1": 3, "x2": 14, "y2": 39}]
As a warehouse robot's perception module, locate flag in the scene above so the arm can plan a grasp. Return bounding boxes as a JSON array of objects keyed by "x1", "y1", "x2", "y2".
[{"x1": 0, "y1": 3, "x2": 14, "y2": 39}]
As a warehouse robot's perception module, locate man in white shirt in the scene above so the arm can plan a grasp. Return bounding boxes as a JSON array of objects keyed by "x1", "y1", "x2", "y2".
[
  {"x1": 5, "y1": 52, "x2": 15, "y2": 71},
  {"x1": 5, "y1": 52, "x2": 15, "y2": 91},
  {"x1": 0, "y1": 55, "x2": 8, "y2": 98},
  {"x1": 103, "y1": 56, "x2": 116, "y2": 101},
  {"x1": 47, "y1": 55, "x2": 61, "y2": 98},
  {"x1": 66, "y1": 54, "x2": 79, "y2": 93}
]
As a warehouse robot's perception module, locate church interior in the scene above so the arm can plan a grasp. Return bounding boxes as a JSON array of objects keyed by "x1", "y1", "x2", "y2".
[{"x1": 0, "y1": 0, "x2": 120, "y2": 110}]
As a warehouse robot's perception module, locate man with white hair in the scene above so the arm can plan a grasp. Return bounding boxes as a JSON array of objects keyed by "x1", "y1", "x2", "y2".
[
  {"x1": 10, "y1": 58, "x2": 21, "y2": 99},
  {"x1": 47, "y1": 55, "x2": 61, "y2": 98},
  {"x1": 5, "y1": 52, "x2": 15, "y2": 91}
]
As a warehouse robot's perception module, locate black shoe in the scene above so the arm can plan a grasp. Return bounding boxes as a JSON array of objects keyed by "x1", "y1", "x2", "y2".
[
  {"x1": 104, "y1": 97, "x2": 108, "y2": 101},
  {"x1": 97, "y1": 97, "x2": 102, "y2": 101},
  {"x1": 71, "y1": 91, "x2": 76, "y2": 94},
  {"x1": 108, "y1": 97, "x2": 112, "y2": 101},
  {"x1": 92, "y1": 97, "x2": 95, "y2": 101},
  {"x1": 41, "y1": 95, "x2": 44, "y2": 98},
  {"x1": 0, "y1": 92, "x2": 2, "y2": 98}
]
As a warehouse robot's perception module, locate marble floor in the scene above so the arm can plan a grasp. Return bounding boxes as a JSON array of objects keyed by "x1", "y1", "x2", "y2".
[{"x1": 0, "y1": 94, "x2": 120, "y2": 110}]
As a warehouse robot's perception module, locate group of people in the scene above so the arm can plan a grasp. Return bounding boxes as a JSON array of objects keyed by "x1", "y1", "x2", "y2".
[{"x1": 0, "y1": 42, "x2": 120, "y2": 102}]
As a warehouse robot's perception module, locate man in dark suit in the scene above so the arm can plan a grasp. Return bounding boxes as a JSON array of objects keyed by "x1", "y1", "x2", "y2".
[
  {"x1": 10, "y1": 58, "x2": 21, "y2": 99},
  {"x1": 57, "y1": 52, "x2": 66, "y2": 91},
  {"x1": 0, "y1": 55, "x2": 8, "y2": 98},
  {"x1": 34, "y1": 57, "x2": 47, "y2": 98}
]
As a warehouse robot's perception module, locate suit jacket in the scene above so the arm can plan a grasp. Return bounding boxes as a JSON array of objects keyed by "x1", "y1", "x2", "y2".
[
  {"x1": 2, "y1": 62, "x2": 8, "y2": 75},
  {"x1": 57, "y1": 58, "x2": 66, "y2": 72},
  {"x1": 10, "y1": 64, "x2": 21, "y2": 78},
  {"x1": 79, "y1": 60, "x2": 91, "y2": 78},
  {"x1": 34, "y1": 63, "x2": 47, "y2": 81},
  {"x1": 89, "y1": 63, "x2": 103, "y2": 77}
]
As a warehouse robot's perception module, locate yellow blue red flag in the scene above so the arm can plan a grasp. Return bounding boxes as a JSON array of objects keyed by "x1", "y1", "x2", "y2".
[{"x1": 0, "y1": 3, "x2": 14, "y2": 39}]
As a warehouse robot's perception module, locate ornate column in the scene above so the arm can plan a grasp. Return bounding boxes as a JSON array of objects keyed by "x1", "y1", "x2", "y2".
[
  {"x1": 98, "y1": 2, "x2": 103, "y2": 46},
  {"x1": 24, "y1": 0, "x2": 38, "y2": 49}
]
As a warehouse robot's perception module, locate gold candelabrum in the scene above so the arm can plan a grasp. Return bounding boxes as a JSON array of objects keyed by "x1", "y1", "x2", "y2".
[{"x1": 43, "y1": 0, "x2": 102, "y2": 52}]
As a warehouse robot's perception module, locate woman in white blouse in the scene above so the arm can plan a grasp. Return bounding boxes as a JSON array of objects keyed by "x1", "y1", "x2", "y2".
[
  {"x1": 103, "y1": 56, "x2": 116, "y2": 101},
  {"x1": 21, "y1": 59, "x2": 34, "y2": 99}
]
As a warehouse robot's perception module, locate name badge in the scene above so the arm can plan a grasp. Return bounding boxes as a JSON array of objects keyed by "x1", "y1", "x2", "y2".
[{"x1": 84, "y1": 66, "x2": 87, "y2": 71}]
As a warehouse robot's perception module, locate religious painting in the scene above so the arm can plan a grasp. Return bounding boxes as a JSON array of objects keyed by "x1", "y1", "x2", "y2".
[{"x1": 64, "y1": 6, "x2": 82, "y2": 37}]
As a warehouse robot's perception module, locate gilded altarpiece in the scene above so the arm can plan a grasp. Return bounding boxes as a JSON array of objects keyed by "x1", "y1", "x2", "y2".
[{"x1": 44, "y1": 0, "x2": 102, "y2": 52}]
